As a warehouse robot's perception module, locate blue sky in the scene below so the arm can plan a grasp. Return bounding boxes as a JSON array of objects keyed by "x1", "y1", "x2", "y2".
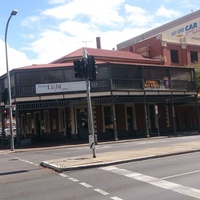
[{"x1": 0, "y1": 0, "x2": 199, "y2": 75}]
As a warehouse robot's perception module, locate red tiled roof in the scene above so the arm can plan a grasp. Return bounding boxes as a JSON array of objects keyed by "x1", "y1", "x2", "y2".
[
  {"x1": 15, "y1": 47, "x2": 162, "y2": 71},
  {"x1": 16, "y1": 63, "x2": 71, "y2": 70},
  {"x1": 50, "y1": 47, "x2": 161, "y2": 65}
]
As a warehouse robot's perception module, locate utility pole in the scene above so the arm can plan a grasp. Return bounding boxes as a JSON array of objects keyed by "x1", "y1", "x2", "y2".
[
  {"x1": 73, "y1": 49, "x2": 97, "y2": 158},
  {"x1": 83, "y1": 49, "x2": 96, "y2": 158}
]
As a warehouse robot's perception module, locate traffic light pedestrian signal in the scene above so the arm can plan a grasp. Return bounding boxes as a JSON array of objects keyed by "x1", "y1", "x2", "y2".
[
  {"x1": 73, "y1": 56, "x2": 97, "y2": 80},
  {"x1": 73, "y1": 58, "x2": 87, "y2": 79},
  {"x1": 1, "y1": 88, "x2": 9, "y2": 104},
  {"x1": 87, "y1": 56, "x2": 97, "y2": 81}
]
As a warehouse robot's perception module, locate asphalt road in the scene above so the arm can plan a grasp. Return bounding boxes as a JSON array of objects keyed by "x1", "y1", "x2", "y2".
[
  {"x1": 1, "y1": 135, "x2": 200, "y2": 199},
  {"x1": 62, "y1": 151, "x2": 200, "y2": 200},
  {"x1": 8, "y1": 135, "x2": 200, "y2": 165},
  {"x1": 1, "y1": 148, "x2": 200, "y2": 199}
]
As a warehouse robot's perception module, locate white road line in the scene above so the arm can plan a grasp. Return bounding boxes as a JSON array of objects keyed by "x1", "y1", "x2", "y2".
[
  {"x1": 101, "y1": 166, "x2": 200, "y2": 199},
  {"x1": 111, "y1": 197, "x2": 123, "y2": 200},
  {"x1": 94, "y1": 188, "x2": 109, "y2": 195},
  {"x1": 59, "y1": 173, "x2": 68, "y2": 178},
  {"x1": 68, "y1": 177, "x2": 79, "y2": 182},
  {"x1": 80, "y1": 182, "x2": 92, "y2": 188},
  {"x1": 26, "y1": 161, "x2": 34, "y2": 165},
  {"x1": 162, "y1": 169, "x2": 200, "y2": 180},
  {"x1": 15, "y1": 157, "x2": 39, "y2": 166}
]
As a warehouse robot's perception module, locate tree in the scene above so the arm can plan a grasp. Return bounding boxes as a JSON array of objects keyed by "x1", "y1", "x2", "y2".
[{"x1": 192, "y1": 62, "x2": 200, "y2": 92}]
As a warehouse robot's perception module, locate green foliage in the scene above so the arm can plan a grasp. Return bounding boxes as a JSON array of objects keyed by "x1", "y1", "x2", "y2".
[{"x1": 192, "y1": 63, "x2": 200, "y2": 92}]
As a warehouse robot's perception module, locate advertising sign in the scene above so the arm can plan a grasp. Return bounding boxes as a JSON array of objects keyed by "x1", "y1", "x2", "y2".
[{"x1": 36, "y1": 81, "x2": 86, "y2": 94}]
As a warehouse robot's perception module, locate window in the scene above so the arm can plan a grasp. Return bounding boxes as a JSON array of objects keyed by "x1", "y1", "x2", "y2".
[
  {"x1": 27, "y1": 113, "x2": 32, "y2": 134},
  {"x1": 126, "y1": 106, "x2": 133, "y2": 131},
  {"x1": 190, "y1": 51, "x2": 198, "y2": 63},
  {"x1": 170, "y1": 69, "x2": 192, "y2": 80},
  {"x1": 58, "y1": 108, "x2": 66, "y2": 132},
  {"x1": 111, "y1": 66, "x2": 141, "y2": 79},
  {"x1": 104, "y1": 106, "x2": 112, "y2": 130},
  {"x1": 170, "y1": 50, "x2": 179, "y2": 63},
  {"x1": 144, "y1": 67, "x2": 168, "y2": 79},
  {"x1": 44, "y1": 110, "x2": 50, "y2": 133}
]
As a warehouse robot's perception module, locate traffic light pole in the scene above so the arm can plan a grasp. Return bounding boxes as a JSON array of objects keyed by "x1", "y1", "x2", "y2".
[
  {"x1": 83, "y1": 48, "x2": 96, "y2": 158},
  {"x1": 86, "y1": 78, "x2": 96, "y2": 158}
]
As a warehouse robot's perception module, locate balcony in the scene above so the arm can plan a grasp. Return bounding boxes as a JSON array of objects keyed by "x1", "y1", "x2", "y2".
[{"x1": 11, "y1": 79, "x2": 195, "y2": 99}]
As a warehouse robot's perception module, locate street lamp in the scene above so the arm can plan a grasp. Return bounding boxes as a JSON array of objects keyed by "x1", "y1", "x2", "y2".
[{"x1": 5, "y1": 9, "x2": 18, "y2": 151}]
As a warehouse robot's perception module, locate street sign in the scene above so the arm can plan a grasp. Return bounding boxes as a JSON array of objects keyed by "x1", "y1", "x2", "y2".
[{"x1": 5, "y1": 105, "x2": 16, "y2": 109}]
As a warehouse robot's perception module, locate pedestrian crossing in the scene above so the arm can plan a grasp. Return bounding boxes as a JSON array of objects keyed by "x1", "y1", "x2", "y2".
[{"x1": 101, "y1": 166, "x2": 200, "y2": 199}]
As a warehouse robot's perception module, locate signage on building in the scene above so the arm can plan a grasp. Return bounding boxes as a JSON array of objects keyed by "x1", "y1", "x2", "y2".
[
  {"x1": 161, "y1": 17, "x2": 200, "y2": 44},
  {"x1": 144, "y1": 79, "x2": 170, "y2": 89},
  {"x1": 35, "y1": 81, "x2": 86, "y2": 94},
  {"x1": 144, "y1": 80, "x2": 160, "y2": 89},
  {"x1": 171, "y1": 22, "x2": 200, "y2": 37}
]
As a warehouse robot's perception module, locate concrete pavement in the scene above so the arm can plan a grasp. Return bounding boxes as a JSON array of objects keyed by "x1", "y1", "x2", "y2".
[{"x1": 40, "y1": 137, "x2": 200, "y2": 172}]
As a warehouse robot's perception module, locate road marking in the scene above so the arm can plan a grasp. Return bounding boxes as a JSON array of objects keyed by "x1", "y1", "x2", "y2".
[
  {"x1": 111, "y1": 197, "x2": 123, "y2": 200},
  {"x1": 13, "y1": 157, "x2": 39, "y2": 166},
  {"x1": 94, "y1": 188, "x2": 109, "y2": 195},
  {"x1": 80, "y1": 182, "x2": 92, "y2": 188},
  {"x1": 162, "y1": 169, "x2": 200, "y2": 180},
  {"x1": 59, "y1": 173, "x2": 68, "y2": 178},
  {"x1": 101, "y1": 166, "x2": 200, "y2": 199},
  {"x1": 58, "y1": 172, "x2": 122, "y2": 200},
  {"x1": 68, "y1": 177, "x2": 79, "y2": 182}
]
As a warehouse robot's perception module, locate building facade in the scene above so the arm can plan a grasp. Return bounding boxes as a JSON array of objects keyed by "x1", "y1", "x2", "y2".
[
  {"x1": 117, "y1": 10, "x2": 200, "y2": 67},
  {"x1": 0, "y1": 47, "x2": 199, "y2": 146}
]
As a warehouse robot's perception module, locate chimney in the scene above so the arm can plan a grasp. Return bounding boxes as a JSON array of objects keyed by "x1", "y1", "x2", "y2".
[{"x1": 96, "y1": 37, "x2": 101, "y2": 49}]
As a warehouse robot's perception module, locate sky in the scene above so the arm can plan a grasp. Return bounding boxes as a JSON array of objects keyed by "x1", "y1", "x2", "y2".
[{"x1": 0, "y1": 0, "x2": 199, "y2": 75}]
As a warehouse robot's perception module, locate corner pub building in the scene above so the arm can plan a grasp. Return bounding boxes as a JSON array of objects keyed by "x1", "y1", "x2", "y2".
[{"x1": 0, "y1": 47, "x2": 199, "y2": 146}]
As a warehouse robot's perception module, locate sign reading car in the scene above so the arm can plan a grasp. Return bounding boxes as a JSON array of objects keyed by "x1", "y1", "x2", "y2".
[
  {"x1": 35, "y1": 81, "x2": 86, "y2": 94},
  {"x1": 171, "y1": 21, "x2": 199, "y2": 36}
]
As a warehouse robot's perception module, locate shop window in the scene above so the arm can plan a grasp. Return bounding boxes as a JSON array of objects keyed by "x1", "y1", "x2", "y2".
[
  {"x1": 170, "y1": 50, "x2": 179, "y2": 63},
  {"x1": 104, "y1": 106, "x2": 112, "y2": 130},
  {"x1": 27, "y1": 113, "x2": 32, "y2": 134},
  {"x1": 126, "y1": 106, "x2": 133, "y2": 131},
  {"x1": 190, "y1": 51, "x2": 198, "y2": 63},
  {"x1": 58, "y1": 108, "x2": 66, "y2": 132},
  {"x1": 21, "y1": 114, "x2": 26, "y2": 137},
  {"x1": 44, "y1": 110, "x2": 50, "y2": 133}
]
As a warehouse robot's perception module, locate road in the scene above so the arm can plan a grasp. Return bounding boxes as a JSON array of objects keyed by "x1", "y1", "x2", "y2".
[
  {"x1": 8, "y1": 135, "x2": 200, "y2": 164},
  {"x1": 1, "y1": 135, "x2": 200, "y2": 199}
]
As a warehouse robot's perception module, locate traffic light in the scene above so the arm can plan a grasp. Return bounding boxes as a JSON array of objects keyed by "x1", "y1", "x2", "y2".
[
  {"x1": 3, "y1": 109, "x2": 8, "y2": 118},
  {"x1": 87, "y1": 56, "x2": 97, "y2": 81},
  {"x1": 73, "y1": 58, "x2": 87, "y2": 79},
  {"x1": 1, "y1": 88, "x2": 8, "y2": 104}
]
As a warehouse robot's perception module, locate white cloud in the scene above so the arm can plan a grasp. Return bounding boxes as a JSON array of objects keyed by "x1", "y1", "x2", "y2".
[
  {"x1": 125, "y1": 5, "x2": 154, "y2": 26},
  {"x1": 0, "y1": 39, "x2": 33, "y2": 75},
  {"x1": 21, "y1": 16, "x2": 40, "y2": 28},
  {"x1": 58, "y1": 20, "x2": 98, "y2": 37},
  {"x1": 42, "y1": 0, "x2": 125, "y2": 27},
  {"x1": 49, "y1": 0, "x2": 66, "y2": 4},
  {"x1": 21, "y1": 34, "x2": 35, "y2": 40},
  {"x1": 156, "y1": 5, "x2": 181, "y2": 18}
]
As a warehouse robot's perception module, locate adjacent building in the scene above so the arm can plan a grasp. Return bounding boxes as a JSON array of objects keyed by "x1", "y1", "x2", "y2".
[{"x1": 117, "y1": 10, "x2": 200, "y2": 67}]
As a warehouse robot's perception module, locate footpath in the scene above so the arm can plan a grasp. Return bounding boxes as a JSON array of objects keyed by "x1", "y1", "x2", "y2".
[
  {"x1": 40, "y1": 136, "x2": 200, "y2": 172},
  {"x1": 2, "y1": 136, "x2": 200, "y2": 172}
]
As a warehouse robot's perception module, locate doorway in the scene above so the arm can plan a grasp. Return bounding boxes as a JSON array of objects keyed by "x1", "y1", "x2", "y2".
[
  {"x1": 34, "y1": 112, "x2": 41, "y2": 142},
  {"x1": 76, "y1": 108, "x2": 88, "y2": 140}
]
